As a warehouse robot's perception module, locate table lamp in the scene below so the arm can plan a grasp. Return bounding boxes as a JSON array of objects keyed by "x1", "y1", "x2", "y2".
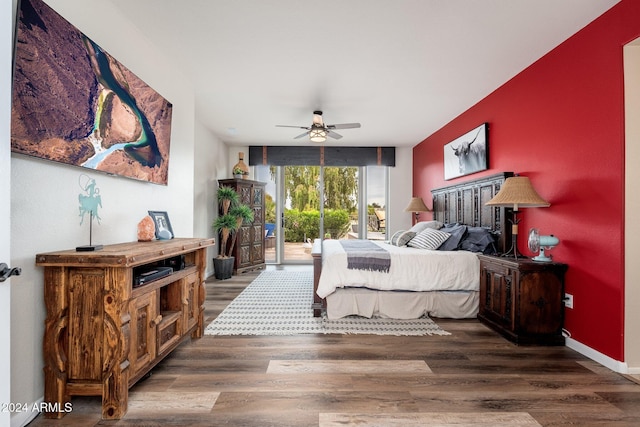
[
  {"x1": 485, "y1": 176, "x2": 550, "y2": 258},
  {"x1": 404, "y1": 197, "x2": 430, "y2": 223}
]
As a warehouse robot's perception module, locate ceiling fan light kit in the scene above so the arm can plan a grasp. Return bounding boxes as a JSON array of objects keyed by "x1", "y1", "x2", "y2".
[
  {"x1": 276, "y1": 110, "x2": 361, "y2": 143},
  {"x1": 309, "y1": 126, "x2": 327, "y2": 142}
]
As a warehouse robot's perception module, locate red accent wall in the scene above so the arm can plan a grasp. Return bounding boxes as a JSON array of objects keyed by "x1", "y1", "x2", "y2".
[{"x1": 413, "y1": 0, "x2": 640, "y2": 361}]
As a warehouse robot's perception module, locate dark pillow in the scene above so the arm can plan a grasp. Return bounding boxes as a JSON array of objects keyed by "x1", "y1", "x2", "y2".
[
  {"x1": 437, "y1": 224, "x2": 467, "y2": 251},
  {"x1": 459, "y1": 227, "x2": 498, "y2": 254}
]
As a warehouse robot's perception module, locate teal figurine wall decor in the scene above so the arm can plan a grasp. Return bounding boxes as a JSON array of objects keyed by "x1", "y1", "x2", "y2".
[{"x1": 76, "y1": 174, "x2": 103, "y2": 251}]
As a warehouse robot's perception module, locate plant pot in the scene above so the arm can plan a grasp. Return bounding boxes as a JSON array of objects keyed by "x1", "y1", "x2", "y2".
[
  {"x1": 233, "y1": 174, "x2": 243, "y2": 179},
  {"x1": 213, "y1": 257, "x2": 235, "y2": 280}
]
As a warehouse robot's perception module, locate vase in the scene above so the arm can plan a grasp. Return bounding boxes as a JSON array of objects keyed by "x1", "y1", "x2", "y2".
[
  {"x1": 232, "y1": 152, "x2": 249, "y2": 178},
  {"x1": 233, "y1": 152, "x2": 249, "y2": 178},
  {"x1": 213, "y1": 257, "x2": 235, "y2": 280}
]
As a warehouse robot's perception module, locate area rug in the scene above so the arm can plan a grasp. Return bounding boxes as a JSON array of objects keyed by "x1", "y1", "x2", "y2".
[{"x1": 205, "y1": 270, "x2": 450, "y2": 336}]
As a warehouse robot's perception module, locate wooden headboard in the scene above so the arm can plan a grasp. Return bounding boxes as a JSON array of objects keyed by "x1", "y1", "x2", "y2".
[{"x1": 431, "y1": 172, "x2": 513, "y2": 254}]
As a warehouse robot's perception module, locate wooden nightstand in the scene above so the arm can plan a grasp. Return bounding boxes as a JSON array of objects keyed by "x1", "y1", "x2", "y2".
[{"x1": 477, "y1": 254, "x2": 568, "y2": 345}]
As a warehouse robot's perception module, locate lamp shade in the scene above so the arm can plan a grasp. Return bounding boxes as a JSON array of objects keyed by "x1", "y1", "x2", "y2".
[
  {"x1": 404, "y1": 197, "x2": 430, "y2": 212},
  {"x1": 485, "y1": 176, "x2": 550, "y2": 209},
  {"x1": 309, "y1": 126, "x2": 327, "y2": 143}
]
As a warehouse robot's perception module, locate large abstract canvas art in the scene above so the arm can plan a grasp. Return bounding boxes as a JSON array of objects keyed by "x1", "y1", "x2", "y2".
[{"x1": 11, "y1": 0, "x2": 173, "y2": 185}]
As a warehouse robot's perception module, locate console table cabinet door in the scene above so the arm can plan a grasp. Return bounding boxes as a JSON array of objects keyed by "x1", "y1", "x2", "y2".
[
  {"x1": 67, "y1": 268, "x2": 106, "y2": 381},
  {"x1": 183, "y1": 272, "x2": 199, "y2": 332},
  {"x1": 129, "y1": 291, "x2": 157, "y2": 378}
]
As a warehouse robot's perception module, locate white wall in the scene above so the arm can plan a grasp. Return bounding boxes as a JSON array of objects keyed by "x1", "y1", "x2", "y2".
[
  {"x1": 9, "y1": 0, "x2": 225, "y2": 420},
  {"x1": 194, "y1": 120, "x2": 228, "y2": 275},
  {"x1": 387, "y1": 146, "x2": 414, "y2": 234}
]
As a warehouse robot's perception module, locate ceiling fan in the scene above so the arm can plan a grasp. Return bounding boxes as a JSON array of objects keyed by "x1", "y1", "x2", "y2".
[{"x1": 276, "y1": 110, "x2": 361, "y2": 142}]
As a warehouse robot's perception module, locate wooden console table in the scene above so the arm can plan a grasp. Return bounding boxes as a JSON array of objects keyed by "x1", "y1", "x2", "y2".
[{"x1": 36, "y1": 238, "x2": 214, "y2": 419}]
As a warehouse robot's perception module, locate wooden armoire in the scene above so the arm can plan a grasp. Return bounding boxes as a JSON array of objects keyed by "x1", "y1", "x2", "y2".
[{"x1": 218, "y1": 178, "x2": 266, "y2": 274}]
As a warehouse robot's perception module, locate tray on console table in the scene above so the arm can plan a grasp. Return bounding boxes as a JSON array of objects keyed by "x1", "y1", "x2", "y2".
[{"x1": 36, "y1": 238, "x2": 214, "y2": 420}]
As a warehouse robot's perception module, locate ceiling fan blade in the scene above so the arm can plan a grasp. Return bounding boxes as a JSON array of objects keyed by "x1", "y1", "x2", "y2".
[
  {"x1": 276, "y1": 125, "x2": 310, "y2": 130},
  {"x1": 294, "y1": 131, "x2": 309, "y2": 139},
  {"x1": 326, "y1": 123, "x2": 361, "y2": 130},
  {"x1": 327, "y1": 130, "x2": 343, "y2": 139}
]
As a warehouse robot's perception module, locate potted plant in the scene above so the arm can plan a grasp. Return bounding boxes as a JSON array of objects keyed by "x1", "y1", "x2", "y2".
[
  {"x1": 227, "y1": 204, "x2": 254, "y2": 255},
  {"x1": 233, "y1": 166, "x2": 249, "y2": 179},
  {"x1": 212, "y1": 186, "x2": 240, "y2": 280},
  {"x1": 212, "y1": 214, "x2": 238, "y2": 279},
  {"x1": 217, "y1": 186, "x2": 239, "y2": 215}
]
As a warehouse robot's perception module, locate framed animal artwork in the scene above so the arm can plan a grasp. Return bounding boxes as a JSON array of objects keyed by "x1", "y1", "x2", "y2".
[{"x1": 443, "y1": 123, "x2": 489, "y2": 180}]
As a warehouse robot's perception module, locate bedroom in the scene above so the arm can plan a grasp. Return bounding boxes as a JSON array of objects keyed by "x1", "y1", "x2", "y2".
[{"x1": 3, "y1": 0, "x2": 640, "y2": 425}]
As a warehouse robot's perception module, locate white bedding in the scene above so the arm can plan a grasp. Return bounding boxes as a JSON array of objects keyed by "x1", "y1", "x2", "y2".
[{"x1": 316, "y1": 239, "x2": 480, "y2": 299}]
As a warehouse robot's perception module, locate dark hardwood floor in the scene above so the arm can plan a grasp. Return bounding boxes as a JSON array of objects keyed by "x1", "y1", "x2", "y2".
[{"x1": 27, "y1": 266, "x2": 640, "y2": 426}]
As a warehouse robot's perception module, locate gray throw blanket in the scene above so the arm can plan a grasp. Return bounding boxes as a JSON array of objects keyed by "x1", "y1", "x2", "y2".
[{"x1": 340, "y1": 240, "x2": 391, "y2": 273}]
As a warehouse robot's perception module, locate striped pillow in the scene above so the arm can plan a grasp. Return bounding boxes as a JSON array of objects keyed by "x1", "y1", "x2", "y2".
[
  {"x1": 408, "y1": 228, "x2": 451, "y2": 250},
  {"x1": 390, "y1": 230, "x2": 416, "y2": 246}
]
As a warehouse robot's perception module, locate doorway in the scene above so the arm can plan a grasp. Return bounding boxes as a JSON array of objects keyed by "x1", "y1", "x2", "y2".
[
  {"x1": 255, "y1": 164, "x2": 388, "y2": 265},
  {"x1": 624, "y1": 37, "x2": 640, "y2": 372},
  {"x1": 1, "y1": 0, "x2": 12, "y2": 422}
]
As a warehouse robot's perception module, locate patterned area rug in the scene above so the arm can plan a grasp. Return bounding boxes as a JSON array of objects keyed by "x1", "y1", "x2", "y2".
[{"x1": 205, "y1": 270, "x2": 450, "y2": 336}]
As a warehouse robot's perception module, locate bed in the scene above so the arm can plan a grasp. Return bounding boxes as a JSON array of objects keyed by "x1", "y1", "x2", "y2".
[{"x1": 312, "y1": 172, "x2": 513, "y2": 319}]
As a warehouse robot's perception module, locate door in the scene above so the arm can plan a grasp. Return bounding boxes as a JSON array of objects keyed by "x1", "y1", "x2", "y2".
[
  {"x1": 129, "y1": 292, "x2": 158, "y2": 377},
  {"x1": 257, "y1": 164, "x2": 387, "y2": 264},
  {"x1": 182, "y1": 272, "x2": 199, "y2": 332},
  {"x1": 480, "y1": 260, "x2": 515, "y2": 330},
  {"x1": 256, "y1": 165, "x2": 322, "y2": 264},
  {"x1": 282, "y1": 165, "x2": 322, "y2": 263},
  {"x1": 1, "y1": 0, "x2": 13, "y2": 423}
]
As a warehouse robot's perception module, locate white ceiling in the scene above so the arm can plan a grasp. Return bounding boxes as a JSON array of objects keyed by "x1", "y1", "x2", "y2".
[{"x1": 109, "y1": 0, "x2": 619, "y2": 147}]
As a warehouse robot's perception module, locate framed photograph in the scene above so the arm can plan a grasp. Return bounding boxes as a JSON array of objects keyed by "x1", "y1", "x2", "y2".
[
  {"x1": 148, "y1": 211, "x2": 174, "y2": 240},
  {"x1": 11, "y1": 0, "x2": 173, "y2": 185},
  {"x1": 444, "y1": 123, "x2": 489, "y2": 180}
]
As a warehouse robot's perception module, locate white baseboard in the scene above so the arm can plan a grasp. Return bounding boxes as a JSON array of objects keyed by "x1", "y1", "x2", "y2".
[
  {"x1": 566, "y1": 338, "x2": 630, "y2": 373},
  {"x1": 11, "y1": 397, "x2": 42, "y2": 427}
]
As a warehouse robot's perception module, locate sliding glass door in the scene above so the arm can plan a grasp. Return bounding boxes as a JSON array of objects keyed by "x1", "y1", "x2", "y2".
[
  {"x1": 366, "y1": 166, "x2": 388, "y2": 241},
  {"x1": 281, "y1": 165, "x2": 321, "y2": 263},
  {"x1": 255, "y1": 164, "x2": 387, "y2": 264},
  {"x1": 255, "y1": 165, "x2": 277, "y2": 263},
  {"x1": 322, "y1": 166, "x2": 359, "y2": 240}
]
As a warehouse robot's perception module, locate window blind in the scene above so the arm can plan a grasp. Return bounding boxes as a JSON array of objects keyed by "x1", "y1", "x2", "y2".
[{"x1": 248, "y1": 146, "x2": 395, "y2": 167}]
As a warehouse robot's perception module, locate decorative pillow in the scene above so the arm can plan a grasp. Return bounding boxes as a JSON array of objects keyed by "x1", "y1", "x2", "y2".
[
  {"x1": 438, "y1": 224, "x2": 467, "y2": 251},
  {"x1": 390, "y1": 230, "x2": 417, "y2": 247},
  {"x1": 409, "y1": 220, "x2": 444, "y2": 234},
  {"x1": 459, "y1": 227, "x2": 498, "y2": 254},
  {"x1": 408, "y1": 227, "x2": 451, "y2": 250}
]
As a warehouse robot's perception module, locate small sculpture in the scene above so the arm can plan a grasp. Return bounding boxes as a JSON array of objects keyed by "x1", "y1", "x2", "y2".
[
  {"x1": 137, "y1": 215, "x2": 156, "y2": 241},
  {"x1": 79, "y1": 175, "x2": 102, "y2": 225},
  {"x1": 76, "y1": 174, "x2": 103, "y2": 251}
]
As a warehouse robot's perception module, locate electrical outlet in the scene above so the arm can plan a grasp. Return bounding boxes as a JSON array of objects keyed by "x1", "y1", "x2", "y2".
[{"x1": 564, "y1": 293, "x2": 574, "y2": 309}]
